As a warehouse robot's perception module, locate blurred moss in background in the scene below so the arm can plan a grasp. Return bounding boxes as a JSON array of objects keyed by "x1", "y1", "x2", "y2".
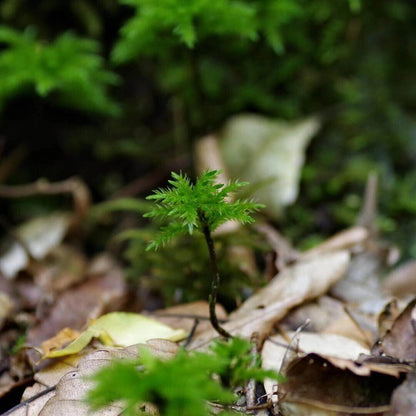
[{"x1": 1, "y1": 0, "x2": 416, "y2": 257}]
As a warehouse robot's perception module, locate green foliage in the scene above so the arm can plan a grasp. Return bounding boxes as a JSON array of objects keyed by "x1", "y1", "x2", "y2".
[
  {"x1": 144, "y1": 170, "x2": 263, "y2": 251},
  {"x1": 111, "y1": 0, "x2": 311, "y2": 63},
  {"x1": 0, "y1": 25, "x2": 120, "y2": 115},
  {"x1": 3, "y1": 0, "x2": 416, "y2": 262},
  {"x1": 111, "y1": 0, "x2": 358, "y2": 126},
  {"x1": 113, "y1": 0, "x2": 258, "y2": 62},
  {"x1": 87, "y1": 338, "x2": 280, "y2": 415}
]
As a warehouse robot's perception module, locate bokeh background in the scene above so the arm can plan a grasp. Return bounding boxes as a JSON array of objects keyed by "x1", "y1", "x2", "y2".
[{"x1": 1, "y1": 0, "x2": 416, "y2": 260}]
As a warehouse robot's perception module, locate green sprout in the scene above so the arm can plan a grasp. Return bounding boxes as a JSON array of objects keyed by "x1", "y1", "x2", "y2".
[{"x1": 144, "y1": 170, "x2": 263, "y2": 338}]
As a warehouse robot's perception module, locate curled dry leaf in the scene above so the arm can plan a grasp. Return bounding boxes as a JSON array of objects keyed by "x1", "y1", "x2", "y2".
[
  {"x1": 40, "y1": 327, "x2": 81, "y2": 357},
  {"x1": 262, "y1": 332, "x2": 370, "y2": 380},
  {"x1": 377, "y1": 299, "x2": 402, "y2": 339},
  {"x1": 372, "y1": 298, "x2": 416, "y2": 361},
  {"x1": 280, "y1": 353, "x2": 397, "y2": 416},
  {"x1": 263, "y1": 333, "x2": 403, "y2": 416}
]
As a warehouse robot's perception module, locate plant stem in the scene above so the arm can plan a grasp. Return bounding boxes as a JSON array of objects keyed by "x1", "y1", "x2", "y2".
[{"x1": 198, "y1": 210, "x2": 232, "y2": 338}]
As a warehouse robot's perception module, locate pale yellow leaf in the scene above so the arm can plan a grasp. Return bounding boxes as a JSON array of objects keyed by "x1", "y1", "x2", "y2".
[{"x1": 44, "y1": 312, "x2": 187, "y2": 358}]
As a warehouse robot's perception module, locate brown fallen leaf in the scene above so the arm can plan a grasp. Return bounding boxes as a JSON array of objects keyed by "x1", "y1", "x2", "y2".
[
  {"x1": 279, "y1": 353, "x2": 399, "y2": 415},
  {"x1": 281, "y1": 296, "x2": 346, "y2": 331},
  {"x1": 330, "y1": 247, "x2": 389, "y2": 315},
  {"x1": 229, "y1": 250, "x2": 350, "y2": 321},
  {"x1": 26, "y1": 259, "x2": 126, "y2": 365},
  {"x1": 262, "y1": 331, "x2": 370, "y2": 397},
  {"x1": 187, "y1": 250, "x2": 350, "y2": 350},
  {"x1": 355, "y1": 355, "x2": 411, "y2": 379},
  {"x1": 31, "y1": 245, "x2": 87, "y2": 294},
  {"x1": 377, "y1": 300, "x2": 402, "y2": 339},
  {"x1": 383, "y1": 260, "x2": 416, "y2": 298},
  {"x1": 372, "y1": 298, "x2": 416, "y2": 361},
  {"x1": 300, "y1": 227, "x2": 368, "y2": 260},
  {"x1": 280, "y1": 296, "x2": 374, "y2": 347}
]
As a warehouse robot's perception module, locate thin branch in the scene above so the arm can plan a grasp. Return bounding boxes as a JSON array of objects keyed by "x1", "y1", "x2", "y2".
[
  {"x1": 2, "y1": 385, "x2": 56, "y2": 416},
  {"x1": 0, "y1": 177, "x2": 91, "y2": 221}
]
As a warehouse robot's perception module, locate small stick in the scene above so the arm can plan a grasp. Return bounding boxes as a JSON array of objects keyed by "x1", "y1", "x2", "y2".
[
  {"x1": 0, "y1": 177, "x2": 91, "y2": 220},
  {"x1": 2, "y1": 385, "x2": 56, "y2": 416},
  {"x1": 184, "y1": 318, "x2": 200, "y2": 348}
]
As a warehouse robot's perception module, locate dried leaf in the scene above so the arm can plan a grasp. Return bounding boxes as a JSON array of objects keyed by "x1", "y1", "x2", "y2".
[
  {"x1": 280, "y1": 353, "x2": 398, "y2": 415},
  {"x1": 0, "y1": 291, "x2": 15, "y2": 330},
  {"x1": 26, "y1": 263, "x2": 127, "y2": 365},
  {"x1": 220, "y1": 114, "x2": 320, "y2": 218},
  {"x1": 22, "y1": 342, "x2": 176, "y2": 416},
  {"x1": 262, "y1": 332, "x2": 370, "y2": 390},
  {"x1": 0, "y1": 213, "x2": 71, "y2": 279},
  {"x1": 43, "y1": 312, "x2": 187, "y2": 358},
  {"x1": 383, "y1": 260, "x2": 416, "y2": 298},
  {"x1": 230, "y1": 250, "x2": 350, "y2": 321},
  {"x1": 300, "y1": 227, "x2": 368, "y2": 260},
  {"x1": 372, "y1": 298, "x2": 416, "y2": 361},
  {"x1": 32, "y1": 245, "x2": 87, "y2": 293},
  {"x1": 188, "y1": 251, "x2": 349, "y2": 350},
  {"x1": 331, "y1": 249, "x2": 388, "y2": 315}
]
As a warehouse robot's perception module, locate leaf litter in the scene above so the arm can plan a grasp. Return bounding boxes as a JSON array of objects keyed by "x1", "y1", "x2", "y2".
[
  {"x1": 10, "y1": 226, "x2": 404, "y2": 416},
  {"x1": 2, "y1": 139, "x2": 416, "y2": 415}
]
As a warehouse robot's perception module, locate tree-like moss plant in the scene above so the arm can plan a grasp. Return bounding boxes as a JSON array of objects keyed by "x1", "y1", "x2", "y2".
[{"x1": 144, "y1": 170, "x2": 263, "y2": 338}]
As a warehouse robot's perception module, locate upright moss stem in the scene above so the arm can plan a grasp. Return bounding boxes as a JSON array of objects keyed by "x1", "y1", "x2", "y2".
[{"x1": 198, "y1": 210, "x2": 232, "y2": 338}]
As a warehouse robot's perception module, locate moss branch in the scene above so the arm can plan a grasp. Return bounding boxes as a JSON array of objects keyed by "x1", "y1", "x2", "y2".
[{"x1": 199, "y1": 209, "x2": 232, "y2": 339}]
